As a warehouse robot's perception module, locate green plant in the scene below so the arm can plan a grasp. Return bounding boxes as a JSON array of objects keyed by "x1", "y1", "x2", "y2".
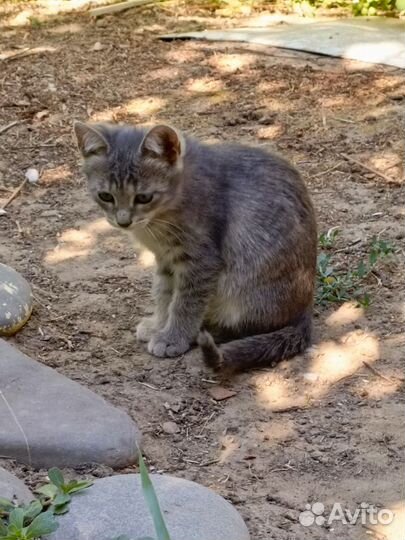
[
  {"x1": 352, "y1": 0, "x2": 396, "y2": 15},
  {"x1": 35, "y1": 468, "x2": 93, "y2": 515},
  {"x1": 28, "y1": 16, "x2": 42, "y2": 28},
  {"x1": 0, "y1": 501, "x2": 58, "y2": 540},
  {"x1": 319, "y1": 227, "x2": 340, "y2": 249},
  {"x1": 316, "y1": 233, "x2": 395, "y2": 306},
  {"x1": 290, "y1": 0, "x2": 398, "y2": 15},
  {"x1": 0, "y1": 469, "x2": 93, "y2": 540},
  {"x1": 112, "y1": 452, "x2": 171, "y2": 540}
]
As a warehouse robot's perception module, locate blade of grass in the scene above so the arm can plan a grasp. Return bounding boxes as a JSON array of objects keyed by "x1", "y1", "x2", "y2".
[{"x1": 138, "y1": 452, "x2": 171, "y2": 540}]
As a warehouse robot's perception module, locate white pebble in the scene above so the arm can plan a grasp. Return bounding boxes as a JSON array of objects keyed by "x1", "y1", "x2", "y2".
[{"x1": 25, "y1": 168, "x2": 39, "y2": 183}]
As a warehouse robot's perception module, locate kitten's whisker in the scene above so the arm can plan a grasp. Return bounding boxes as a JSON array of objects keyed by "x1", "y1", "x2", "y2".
[
  {"x1": 153, "y1": 218, "x2": 187, "y2": 236},
  {"x1": 153, "y1": 219, "x2": 186, "y2": 243},
  {"x1": 145, "y1": 224, "x2": 159, "y2": 244}
]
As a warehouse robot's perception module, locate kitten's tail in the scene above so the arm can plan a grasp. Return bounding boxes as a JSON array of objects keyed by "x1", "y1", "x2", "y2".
[{"x1": 198, "y1": 310, "x2": 312, "y2": 373}]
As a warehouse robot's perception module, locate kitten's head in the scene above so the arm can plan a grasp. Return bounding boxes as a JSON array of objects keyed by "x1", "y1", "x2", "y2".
[{"x1": 73, "y1": 122, "x2": 185, "y2": 229}]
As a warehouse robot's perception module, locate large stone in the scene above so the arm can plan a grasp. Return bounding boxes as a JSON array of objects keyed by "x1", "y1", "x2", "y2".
[
  {"x1": 0, "y1": 467, "x2": 33, "y2": 504},
  {"x1": 0, "y1": 339, "x2": 141, "y2": 468},
  {"x1": 46, "y1": 474, "x2": 250, "y2": 540},
  {"x1": 0, "y1": 263, "x2": 33, "y2": 336}
]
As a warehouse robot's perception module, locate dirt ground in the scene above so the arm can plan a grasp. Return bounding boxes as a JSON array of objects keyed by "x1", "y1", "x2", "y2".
[{"x1": 0, "y1": 3, "x2": 404, "y2": 539}]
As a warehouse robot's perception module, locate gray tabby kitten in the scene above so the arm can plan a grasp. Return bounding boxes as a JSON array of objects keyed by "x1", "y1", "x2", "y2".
[{"x1": 74, "y1": 121, "x2": 317, "y2": 372}]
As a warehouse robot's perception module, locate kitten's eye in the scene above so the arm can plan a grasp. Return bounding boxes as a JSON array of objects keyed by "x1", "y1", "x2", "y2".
[
  {"x1": 99, "y1": 192, "x2": 114, "y2": 203},
  {"x1": 135, "y1": 193, "x2": 153, "y2": 205}
]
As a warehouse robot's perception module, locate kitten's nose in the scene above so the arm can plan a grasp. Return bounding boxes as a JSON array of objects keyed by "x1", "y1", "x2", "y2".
[{"x1": 116, "y1": 210, "x2": 132, "y2": 228}]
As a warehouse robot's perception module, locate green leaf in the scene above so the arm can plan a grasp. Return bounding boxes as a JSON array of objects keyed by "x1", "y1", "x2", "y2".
[
  {"x1": 52, "y1": 503, "x2": 70, "y2": 516},
  {"x1": 0, "y1": 520, "x2": 8, "y2": 535},
  {"x1": 53, "y1": 493, "x2": 71, "y2": 506},
  {"x1": 21, "y1": 501, "x2": 43, "y2": 523},
  {"x1": 64, "y1": 480, "x2": 93, "y2": 495},
  {"x1": 35, "y1": 484, "x2": 58, "y2": 500},
  {"x1": 25, "y1": 511, "x2": 58, "y2": 539},
  {"x1": 138, "y1": 452, "x2": 171, "y2": 540},
  {"x1": 0, "y1": 499, "x2": 14, "y2": 512},
  {"x1": 8, "y1": 509, "x2": 24, "y2": 530},
  {"x1": 47, "y1": 468, "x2": 64, "y2": 489},
  {"x1": 355, "y1": 260, "x2": 368, "y2": 279}
]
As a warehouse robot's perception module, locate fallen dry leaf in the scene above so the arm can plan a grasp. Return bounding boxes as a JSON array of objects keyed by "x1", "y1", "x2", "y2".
[{"x1": 208, "y1": 386, "x2": 237, "y2": 401}]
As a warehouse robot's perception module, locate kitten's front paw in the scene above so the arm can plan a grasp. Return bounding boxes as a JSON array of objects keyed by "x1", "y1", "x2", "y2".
[
  {"x1": 136, "y1": 317, "x2": 157, "y2": 343},
  {"x1": 147, "y1": 332, "x2": 191, "y2": 358}
]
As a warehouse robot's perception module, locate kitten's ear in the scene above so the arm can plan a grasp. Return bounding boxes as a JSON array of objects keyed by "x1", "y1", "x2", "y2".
[
  {"x1": 73, "y1": 121, "x2": 109, "y2": 157},
  {"x1": 141, "y1": 125, "x2": 184, "y2": 166}
]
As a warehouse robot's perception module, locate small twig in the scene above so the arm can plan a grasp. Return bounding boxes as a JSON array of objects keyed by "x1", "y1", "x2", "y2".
[
  {"x1": 14, "y1": 220, "x2": 23, "y2": 235},
  {"x1": 198, "y1": 411, "x2": 215, "y2": 436},
  {"x1": 0, "y1": 48, "x2": 32, "y2": 62},
  {"x1": 312, "y1": 162, "x2": 343, "y2": 178},
  {"x1": 331, "y1": 116, "x2": 356, "y2": 124},
  {"x1": 341, "y1": 153, "x2": 397, "y2": 184},
  {"x1": 384, "y1": 158, "x2": 402, "y2": 171},
  {"x1": 1, "y1": 178, "x2": 27, "y2": 210},
  {"x1": 14, "y1": 144, "x2": 59, "y2": 150},
  {"x1": 362, "y1": 361, "x2": 394, "y2": 383},
  {"x1": 1, "y1": 46, "x2": 55, "y2": 63},
  {"x1": 0, "y1": 120, "x2": 22, "y2": 135},
  {"x1": 333, "y1": 238, "x2": 362, "y2": 254},
  {"x1": 271, "y1": 405, "x2": 309, "y2": 413},
  {"x1": 137, "y1": 381, "x2": 159, "y2": 391},
  {"x1": 199, "y1": 458, "x2": 220, "y2": 467}
]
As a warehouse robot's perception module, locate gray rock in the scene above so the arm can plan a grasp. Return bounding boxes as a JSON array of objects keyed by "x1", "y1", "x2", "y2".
[
  {"x1": 0, "y1": 467, "x2": 33, "y2": 504},
  {"x1": 0, "y1": 264, "x2": 33, "y2": 336},
  {"x1": 47, "y1": 474, "x2": 250, "y2": 540},
  {"x1": 0, "y1": 339, "x2": 141, "y2": 468}
]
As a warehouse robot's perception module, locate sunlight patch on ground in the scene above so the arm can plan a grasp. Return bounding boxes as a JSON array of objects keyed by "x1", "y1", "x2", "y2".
[
  {"x1": 319, "y1": 96, "x2": 348, "y2": 108},
  {"x1": 41, "y1": 165, "x2": 72, "y2": 185},
  {"x1": 218, "y1": 434, "x2": 241, "y2": 464},
  {"x1": 254, "y1": 371, "x2": 311, "y2": 410},
  {"x1": 126, "y1": 96, "x2": 166, "y2": 117},
  {"x1": 257, "y1": 80, "x2": 288, "y2": 93},
  {"x1": 186, "y1": 77, "x2": 224, "y2": 94},
  {"x1": 257, "y1": 125, "x2": 283, "y2": 140},
  {"x1": 148, "y1": 67, "x2": 181, "y2": 82},
  {"x1": 260, "y1": 98, "x2": 291, "y2": 113},
  {"x1": 325, "y1": 302, "x2": 364, "y2": 327},
  {"x1": 48, "y1": 23, "x2": 83, "y2": 34},
  {"x1": 368, "y1": 500, "x2": 405, "y2": 540},
  {"x1": 4, "y1": 0, "x2": 104, "y2": 26},
  {"x1": 254, "y1": 330, "x2": 383, "y2": 410},
  {"x1": 208, "y1": 53, "x2": 257, "y2": 73},
  {"x1": 310, "y1": 330, "x2": 379, "y2": 383},
  {"x1": 358, "y1": 377, "x2": 403, "y2": 400},
  {"x1": 45, "y1": 218, "x2": 111, "y2": 264},
  {"x1": 165, "y1": 48, "x2": 202, "y2": 64}
]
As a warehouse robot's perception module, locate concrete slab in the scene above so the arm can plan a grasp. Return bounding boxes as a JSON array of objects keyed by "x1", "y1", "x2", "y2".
[{"x1": 161, "y1": 18, "x2": 405, "y2": 69}]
